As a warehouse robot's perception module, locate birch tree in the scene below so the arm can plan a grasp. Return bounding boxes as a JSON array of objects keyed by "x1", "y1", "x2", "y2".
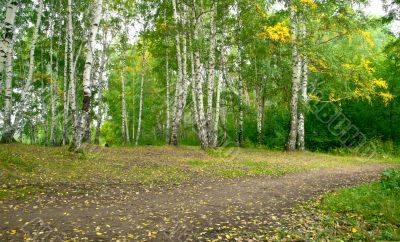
[
  {"x1": 94, "y1": 29, "x2": 108, "y2": 145},
  {"x1": 236, "y1": 0, "x2": 244, "y2": 147},
  {"x1": 2, "y1": 33, "x2": 15, "y2": 143},
  {"x1": 169, "y1": 0, "x2": 184, "y2": 145},
  {"x1": 2, "y1": 0, "x2": 43, "y2": 143},
  {"x1": 62, "y1": 29, "x2": 70, "y2": 145},
  {"x1": 297, "y1": 24, "x2": 308, "y2": 151},
  {"x1": 67, "y1": 0, "x2": 78, "y2": 140},
  {"x1": 287, "y1": 2, "x2": 302, "y2": 151},
  {"x1": 72, "y1": 0, "x2": 103, "y2": 151},
  {"x1": 121, "y1": 21, "x2": 130, "y2": 145},
  {"x1": 1, "y1": 0, "x2": 18, "y2": 143},
  {"x1": 0, "y1": 0, "x2": 18, "y2": 80},
  {"x1": 135, "y1": 41, "x2": 146, "y2": 145}
]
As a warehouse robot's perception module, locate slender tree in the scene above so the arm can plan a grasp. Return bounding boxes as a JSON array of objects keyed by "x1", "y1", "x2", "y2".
[
  {"x1": 72, "y1": 0, "x2": 103, "y2": 151},
  {"x1": 287, "y1": 1, "x2": 302, "y2": 151},
  {"x1": 3, "y1": 0, "x2": 43, "y2": 143}
]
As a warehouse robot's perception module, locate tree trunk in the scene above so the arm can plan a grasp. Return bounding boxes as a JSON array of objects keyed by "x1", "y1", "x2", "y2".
[
  {"x1": 67, "y1": 0, "x2": 77, "y2": 141},
  {"x1": 62, "y1": 28, "x2": 70, "y2": 145},
  {"x1": 49, "y1": 22, "x2": 57, "y2": 146},
  {"x1": 236, "y1": 1, "x2": 243, "y2": 147},
  {"x1": 255, "y1": 56, "x2": 264, "y2": 147},
  {"x1": 1, "y1": 32, "x2": 15, "y2": 143},
  {"x1": 8, "y1": 0, "x2": 43, "y2": 142},
  {"x1": 0, "y1": 0, "x2": 18, "y2": 81},
  {"x1": 135, "y1": 44, "x2": 146, "y2": 145},
  {"x1": 212, "y1": 59, "x2": 224, "y2": 147},
  {"x1": 72, "y1": 0, "x2": 102, "y2": 151},
  {"x1": 94, "y1": 31, "x2": 108, "y2": 145},
  {"x1": 297, "y1": 25, "x2": 308, "y2": 151},
  {"x1": 170, "y1": 0, "x2": 183, "y2": 146},
  {"x1": 287, "y1": 3, "x2": 302, "y2": 151},
  {"x1": 40, "y1": 45, "x2": 48, "y2": 145},
  {"x1": 121, "y1": 24, "x2": 130, "y2": 145},
  {"x1": 192, "y1": 3, "x2": 209, "y2": 148},
  {"x1": 165, "y1": 48, "x2": 170, "y2": 144},
  {"x1": 206, "y1": 2, "x2": 217, "y2": 141}
]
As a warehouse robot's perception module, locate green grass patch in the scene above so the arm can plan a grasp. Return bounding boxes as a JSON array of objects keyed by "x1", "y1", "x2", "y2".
[{"x1": 315, "y1": 169, "x2": 400, "y2": 240}]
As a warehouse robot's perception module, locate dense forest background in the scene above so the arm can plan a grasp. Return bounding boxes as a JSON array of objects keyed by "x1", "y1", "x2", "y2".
[{"x1": 0, "y1": 0, "x2": 399, "y2": 154}]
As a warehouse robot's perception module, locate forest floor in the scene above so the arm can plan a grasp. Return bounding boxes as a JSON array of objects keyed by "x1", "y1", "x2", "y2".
[{"x1": 0, "y1": 144, "x2": 399, "y2": 241}]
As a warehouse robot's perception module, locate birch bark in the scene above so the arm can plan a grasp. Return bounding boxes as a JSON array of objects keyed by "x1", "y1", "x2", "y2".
[
  {"x1": 2, "y1": 34, "x2": 15, "y2": 143},
  {"x1": 287, "y1": 3, "x2": 302, "y2": 151},
  {"x1": 72, "y1": 0, "x2": 102, "y2": 150},
  {"x1": 0, "y1": 0, "x2": 18, "y2": 80},
  {"x1": 297, "y1": 25, "x2": 308, "y2": 151},
  {"x1": 236, "y1": 1, "x2": 243, "y2": 147},
  {"x1": 135, "y1": 43, "x2": 146, "y2": 145},
  {"x1": 6, "y1": 0, "x2": 43, "y2": 143},
  {"x1": 206, "y1": 2, "x2": 217, "y2": 141},
  {"x1": 67, "y1": 0, "x2": 77, "y2": 140},
  {"x1": 192, "y1": 2, "x2": 209, "y2": 148},
  {"x1": 94, "y1": 31, "x2": 108, "y2": 145},
  {"x1": 62, "y1": 29, "x2": 69, "y2": 145},
  {"x1": 170, "y1": 0, "x2": 183, "y2": 145}
]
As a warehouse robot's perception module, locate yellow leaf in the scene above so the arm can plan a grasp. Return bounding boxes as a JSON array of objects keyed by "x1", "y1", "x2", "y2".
[
  {"x1": 351, "y1": 228, "x2": 358, "y2": 233},
  {"x1": 9, "y1": 230, "x2": 16, "y2": 235}
]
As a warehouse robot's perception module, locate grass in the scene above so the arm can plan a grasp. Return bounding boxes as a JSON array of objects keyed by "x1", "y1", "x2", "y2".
[
  {"x1": 315, "y1": 169, "x2": 400, "y2": 241},
  {"x1": 268, "y1": 169, "x2": 400, "y2": 241},
  {"x1": 0, "y1": 143, "x2": 397, "y2": 200}
]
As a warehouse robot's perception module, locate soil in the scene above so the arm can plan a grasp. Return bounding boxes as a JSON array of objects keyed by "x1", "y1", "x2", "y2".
[{"x1": 0, "y1": 164, "x2": 392, "y2": 241}]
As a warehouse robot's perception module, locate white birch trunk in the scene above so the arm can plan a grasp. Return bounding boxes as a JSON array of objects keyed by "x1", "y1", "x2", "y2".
[
  {"x1": 192, "y1": 2, "x2": 209, "y2": 148},
  {"x1": 206, "y1": 2, "x2": 217, "y2": 141},
  {"x1": 1, "y1": 33, "x2": 15, "y2": 143},
  {"x1": 236, "y1": 1, "x2": 243, "y2": 147},
  {"x1": 72, "y1": 0, "x2": 102, "y2": 150},
  {"x1": 121, "y1": 24, "x2": 129, "y2": 145},
  {"x1": 49, "y1": 22, "x2": 57, "y2": 146},
  {"x1": 287, "y1": 3, "x2": 302, "y2": 151},
  {"x1": 135, "y1": 44, "x2": 146, "y2": 145},
  {"x1": 212, "y1": 60, "x2": 223, "y2": 147},
  {"x1": 170, "y1": 0, "x2": 183, "y2": 145},
  {"x1": 67, "y1": 0, "x2": 77, "y2": 140},
  {"x1": 10, "y1": 0, "x2": 43, "y2": 141},
  {"x1": 0, "y1": 0, "x2": 18, "y2": 80},
  {"x1": 165, "y1": 48, "x2": 170, "y2": 143},
  {"x1": 62, "y1": 30, "x2": 69, "y2": 145},
  {"x1": 94, "y1": 31, "x2": 108, "y2": 145},
  {"x1": 297, "y1": 25, "x2": 308, "y2": 151}
]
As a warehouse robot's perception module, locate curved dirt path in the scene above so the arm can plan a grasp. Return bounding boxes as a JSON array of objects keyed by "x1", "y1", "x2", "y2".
[{"x1": 0, "y1": 164, "x2": 393, "y2": 241}]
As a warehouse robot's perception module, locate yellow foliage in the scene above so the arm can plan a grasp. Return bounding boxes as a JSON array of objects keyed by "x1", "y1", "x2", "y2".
[
  {"x1": 308, "y1": 64, "x2": 318, "y2": 73},
  {"x1": 160, "y1": 23, "x2": 167, "y2": 30},
  {"x1": 329, "y1": 93, "x2": 336, "y2": 102},
  {"x1": 372, "y1": 78, "x2": 388, "y2": 89},
  {"x1": 360, "y1": 59, "x2": 375, "y2": 73},
  {"x1": 379, "y1": 92, "x2": 394, "y2": 104},
  {"x1": 300, "y1": 0, "x2": 317, "y2": 8},
  {"x1": 256, "y1": 22, "x2": 290, "y2": 43},
  {"x1": 342, "y1": 63, "x2": 355, "y2": 69},
  {"x1": 255, "y1": 4, "x2": 268, "y2": 19},
  {"x1": 358, "y1": 30, "x2": 374, "y2": 47},
  {"x1": 308, "y1": 94, "x2": 320, "y2": 101},
  {"x1": 353, "y1": 88, "x2": 363, "y2": 98}
]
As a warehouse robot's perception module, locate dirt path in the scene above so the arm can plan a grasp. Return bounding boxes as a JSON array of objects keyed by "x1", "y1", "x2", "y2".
[{"x1": 0, "y1": 164, "x2": 392, "y2": 241}]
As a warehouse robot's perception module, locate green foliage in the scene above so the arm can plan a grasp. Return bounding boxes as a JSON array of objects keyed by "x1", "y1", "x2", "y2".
[{"x1": 381, "y1": 169, "x2": 400, "y2": 192}]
